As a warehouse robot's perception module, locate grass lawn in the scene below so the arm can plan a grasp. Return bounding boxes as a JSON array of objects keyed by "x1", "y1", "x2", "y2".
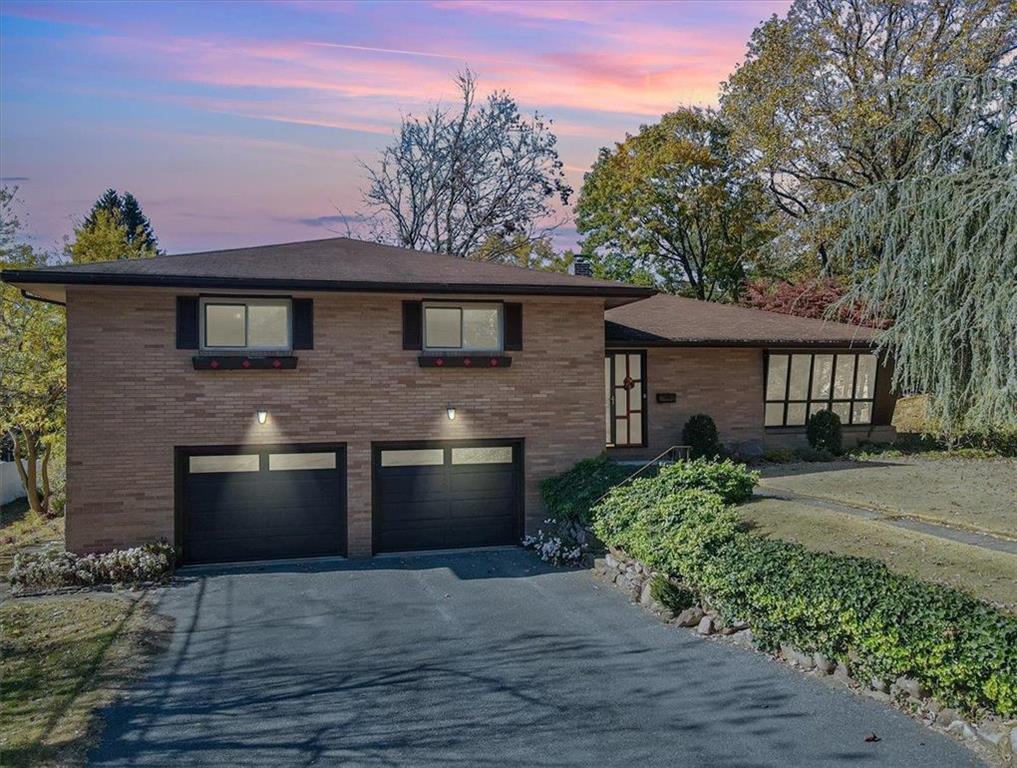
[
  {"x1": 757, "y1": 457, "x2": 1017, "y2": 539},
  {"x1": 0, "y1": 499, "x2": 168, "y2": 767},
  {"x1": 740, "y1": 497, "x2": 1017, "y2": 614}
]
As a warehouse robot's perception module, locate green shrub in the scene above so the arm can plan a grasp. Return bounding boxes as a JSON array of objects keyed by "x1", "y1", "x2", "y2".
[
  {"x1": 682, "y1": 414, "x2": 723, "y2": 459},
  {"x1": 762, "y1": 447, "x2": 795, "y2": 463},
  {"x1": 652, "y1": 458, "x2": 758, "y2": 504},
  {"x1": 650, "y1": 576, "x2": 696, "y2": 612},
  {"x1": 806, "y1": 410, "x2": 843, "y2": 453},
  {"x1": 793, "y1": 445, "x2": 836, "y2": 462},
  {"x1": 539, "y1": 454, "x2": 631, "y2": 524},
  {"x1": 592, "y1": 470, "x2": 1017, "y2": 717}
]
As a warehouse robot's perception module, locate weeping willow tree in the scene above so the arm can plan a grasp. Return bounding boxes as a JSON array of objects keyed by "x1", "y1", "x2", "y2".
[{"x1": 829, "y1": 75, "x2": 1016, "y2": 434}]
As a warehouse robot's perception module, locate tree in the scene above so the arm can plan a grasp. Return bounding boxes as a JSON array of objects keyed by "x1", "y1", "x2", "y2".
[
  {"x1": 575, "y1": 107, "x2": 771, "y2": 301},
  {"x1": 741, "y1": 276, "x2": 886, "y2": 328},
  {"x1": 721, "y1": 0, "x2": 1016, "y2": 273},
  {"x1": 829, "y1": 74, "x2": 1017, "y2": 433},
  {"x1": 69, "y1": 188, "x2": 159, "y2": 262},
  {"x1": 362, "y1": 70, "x2": 571, "y2": 261},
  {"x1": 0, "y1": 187, "x2": 66, "y2": 517},
  {"x1": 469, "y1": 233, "x2": 574, "y2": 273}
]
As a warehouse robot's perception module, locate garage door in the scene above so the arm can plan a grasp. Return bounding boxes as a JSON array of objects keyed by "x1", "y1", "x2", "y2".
[
  {"x1": 373, "y1": 441, "x2": 522, "y2": 553},
  {"x1": 179, "y1": 444, "x2": 346, "y2": 564}
]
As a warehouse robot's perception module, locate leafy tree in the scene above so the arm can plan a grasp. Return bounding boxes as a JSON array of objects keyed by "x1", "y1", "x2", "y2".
[
  {"x1": 721, "y1": 0, "x2": 1016, "y2": 273},
  {"x1": 363, "y1": 70, "x2": 571, "y2": 261},
  {"x1": 0, "y1": 187, "x2": 66, "y2": 517},
  {"x1": 470, "y1": 234, "x2": 573, "y2": 273},
  {"x1": 70, "y1": 188, "x2": 159, "y2": 262},
  {"x1": 575, "y1": 107, "x2": 771, "y2": 301},
  {"x1": 830, "y1": 74, "x2": 1017, "y2": 433},
  {"x1": 741, "y1": 276, "x2": 886, "y2": 328},
  {"x1": 67, "y1": 207, "x2": 156, "y2": 264}
]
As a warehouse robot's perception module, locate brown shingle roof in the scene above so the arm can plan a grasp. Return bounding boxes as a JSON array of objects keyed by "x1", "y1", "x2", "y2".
[
  {"x1": 606, "y1": 293, "x2": 877, "y2": 348},
  {"x1": 2, "y1": 237, "x2": 655, "y2": 304}
]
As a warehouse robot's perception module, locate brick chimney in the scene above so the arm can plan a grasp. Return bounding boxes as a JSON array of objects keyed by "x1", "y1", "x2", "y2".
[{"x1": 572, "y1": 256, "x2": 592, "y2": 277}]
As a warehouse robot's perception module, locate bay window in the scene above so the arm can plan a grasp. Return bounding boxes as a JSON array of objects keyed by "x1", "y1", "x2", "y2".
[{"x1": 765, "y1": 352, "x2": 877, "y2": 427}]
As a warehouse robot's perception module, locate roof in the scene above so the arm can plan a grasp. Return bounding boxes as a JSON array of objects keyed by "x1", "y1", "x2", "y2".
[
  {"x1": 606, "y1": 293, "x2": 878, "y2": 348},
  {"x1": 1, "y1": 237, "x2": 655, "y2": 306}
]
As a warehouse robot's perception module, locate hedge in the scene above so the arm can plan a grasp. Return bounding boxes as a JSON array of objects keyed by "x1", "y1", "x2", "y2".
[
  {"x1": 592, "y1": 466, "x2": 1017, "y2": 717},
  {"x1": 539, "y1": 454, "x2": 633, "y2": 524},
  {"x1": 9, "y1": 542, "x2": 175, "y2": 591}
]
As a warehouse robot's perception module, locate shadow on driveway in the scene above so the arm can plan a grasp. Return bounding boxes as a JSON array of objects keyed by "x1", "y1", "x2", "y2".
[{"x1": 90, "y1": 549, "x2": 981, "y2": 767}]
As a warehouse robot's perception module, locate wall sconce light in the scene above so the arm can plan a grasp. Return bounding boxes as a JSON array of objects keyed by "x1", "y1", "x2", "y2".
[
  {"x1": 256, "y1": 409, "x2": 268, "y2": 424},
  {"x1": 446, "y1": 404, "x2": 456, "y2": 421}
]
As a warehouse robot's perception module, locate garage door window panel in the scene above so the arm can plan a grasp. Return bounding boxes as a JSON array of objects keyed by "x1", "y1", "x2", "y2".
[
  {"x1": 269, "y1": 452, "x2": 337, "y2": 471},
  {"x1": 380, "y1": 449, "x2": 445, "y2": 467},
  {"x1": 188, "y1": 454, "x2": 260, "y2": 474}
]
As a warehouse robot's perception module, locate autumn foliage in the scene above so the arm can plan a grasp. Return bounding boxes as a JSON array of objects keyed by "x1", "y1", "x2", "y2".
[{"x1": 740, "y1": 277, "x2": 888, "y2": 329}]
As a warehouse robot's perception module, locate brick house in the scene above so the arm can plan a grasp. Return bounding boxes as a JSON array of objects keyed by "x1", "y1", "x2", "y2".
[{"x1": 3, "y1": 238, "x2": 895, "y2": 564}]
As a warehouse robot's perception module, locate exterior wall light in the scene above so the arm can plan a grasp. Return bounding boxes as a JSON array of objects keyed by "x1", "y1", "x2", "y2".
[
  {"x1": 446, "y1": 405, "x2": 456, "y2": 421},
  {"x1": 256, "y1": 410, "x2": 268, "y2": 424}
]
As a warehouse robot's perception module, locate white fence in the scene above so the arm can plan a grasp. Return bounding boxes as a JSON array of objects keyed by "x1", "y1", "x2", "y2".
[{"x1": 0, "y1": 460, "x2": 36, "y2": 505}]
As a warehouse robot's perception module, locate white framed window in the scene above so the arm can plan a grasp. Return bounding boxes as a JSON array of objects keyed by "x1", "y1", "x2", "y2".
[
  {"x1": 423, "y1": 302, "x2": 502, "y2": 352},
  {"x1": 200, "y1": 297, "x2": 291, "y2": 352}
]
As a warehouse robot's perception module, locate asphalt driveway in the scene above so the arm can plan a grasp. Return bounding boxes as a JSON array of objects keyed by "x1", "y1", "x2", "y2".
[{"x1": 91, "y1": 549, "x2": 981, "y2": 767}]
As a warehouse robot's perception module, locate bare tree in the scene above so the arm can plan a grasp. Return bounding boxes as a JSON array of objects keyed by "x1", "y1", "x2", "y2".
[{"x1": 362, "y1": 70, "x2": 572, "y2": 261}]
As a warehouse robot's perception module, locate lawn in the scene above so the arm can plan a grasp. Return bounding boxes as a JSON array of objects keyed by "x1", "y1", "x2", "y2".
[
  {"x1": 0, "y1": 499, "x2": 167, "y2": 767},
  {"x1": 739, "y1": 497, "x2": 1017, "y2": 614},
  {"x1": 757, "y1": 457, "x2": 1017, "y2": 539}
]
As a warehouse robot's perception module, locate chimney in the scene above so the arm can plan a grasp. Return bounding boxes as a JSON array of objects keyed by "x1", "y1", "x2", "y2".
[{"x1": 572, "y1": 256, "x2": 592, "y2": 277}]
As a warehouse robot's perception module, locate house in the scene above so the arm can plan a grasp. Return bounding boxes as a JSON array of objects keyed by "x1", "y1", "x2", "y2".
[{"x1": 2, "y1": 237, "x2": 896, "y2": 565}]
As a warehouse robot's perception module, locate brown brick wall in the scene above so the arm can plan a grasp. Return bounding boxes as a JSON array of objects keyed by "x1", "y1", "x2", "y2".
[{"x1": 65, "y1": 288, "x2": 606, "y2": 557}]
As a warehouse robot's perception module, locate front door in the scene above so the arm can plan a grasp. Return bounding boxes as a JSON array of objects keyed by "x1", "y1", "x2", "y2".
[{"x1": 605, "y1": 351, "x2": 646, "y2": 447}]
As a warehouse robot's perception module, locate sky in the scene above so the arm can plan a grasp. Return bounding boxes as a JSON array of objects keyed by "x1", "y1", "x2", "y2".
[{"x1": 0, "y1": 0, "x2": 790, "y2": 255}]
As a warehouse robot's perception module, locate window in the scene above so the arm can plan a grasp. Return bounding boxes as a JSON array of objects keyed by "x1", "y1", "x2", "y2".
[
  {"x1": 268, "y1": 452, "x2": 336, "y2": 471},
  {"x1": 380, "y1": 449, "x2": 445, "y2": 467},
  {"x1": 201, "y1": 298, "x2": 291, "y2": 351},
  {"x1": 765, "y1": 352, "x2": 877, "y2": 427},
  {"x1": 423, "y1": 303, "x2": 502, "y2": 352},
  {"x1": 188, "y1": 454, "x2": 260, "y2": 474},
  {"x1": 451, "y1": 446, "x2": 514, "y2": 464}
]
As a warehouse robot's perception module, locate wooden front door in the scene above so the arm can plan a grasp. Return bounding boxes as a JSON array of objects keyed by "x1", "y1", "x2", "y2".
[{"x1": 605, "y1": 351, "x2": 646, "y2": 447}]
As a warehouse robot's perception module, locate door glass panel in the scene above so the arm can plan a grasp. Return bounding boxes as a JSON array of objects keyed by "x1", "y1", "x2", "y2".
[
  {"x1": 832, "y1": 402, "x2": 851, "y2": 423},
  {"x1": 786, "y1": 402, "x2": 807, "y2": 426},
  {"x1": 248, "y1": 303, "x2": 289, "y2": 348},
  {"x1": 788, "y1": 355, "x2": 811, "y2": 399},
  {"x1": 855, "y1": 355, "x2": 877, "y2": 398},
  {"x1": 424, "y1": 307, "x2": 462, "y2": 348},
  {"x1": 628, "y1": 382, "x2": 642, "y2": 412},
  {"x1": 462, "y1": 306, "x2": 501, "y2": 350},
  {"x1": 833, "y1": 355, "x2": 855, "y2": 399},
  {"x1": 852, "y1": 401, "x2": 873, "y2": 424},
  {"x1": 269, "y1": 452, "x2": 336, "y2": 471},
  {"x1": 204, "y1": 304, "x2": 245, "y2": 347},
  {"x1": 629, "y1": 412, "x2": 642, "y2": 444},
  {"x1": 604, "y1": 357, "x2": 612, "y2": 444},
  {"x1": 189, "y1": 454, "x2": 259, "y2": 474},
  {"x1": 766, "y1": 355, "x2": 788, "y2": 400},
  {"x1": 764, "y1": 402, "x2": 785, "y2": 427},
  {"x1": 614, "y1": 355, "x2": 627, "y2": 385},
  {"x1": 380, "y1": 448, "x2": 445, "y2": 467},
  {"x1": 615, "y1": 418, "x2": 629, "y2": 445},
  {"x1": 810, "y1": 355, "x2": 834, "y2": 399},
  {"x1": 451, "y1": 446, "x2": 513, "y2": 465},
  {"x1": 628, "y1": 353, "x2": 641, "y2": 380}
]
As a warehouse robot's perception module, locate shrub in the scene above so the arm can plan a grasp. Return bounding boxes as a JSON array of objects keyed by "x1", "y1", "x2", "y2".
[
  {"x1": 806, "y1": 409, "x2": 843, "y2": 453},
  {"x1": 651, "y1": 458, "x2": 758, "y2": 504},
  {"x1": 539, "y1": 454, "x2": 632, "y2": 524},
  {"x1": 793, "y1": 446, "x2": 836, "y2": 462},
  {"x1": 650, "y1": 576, "x2": 696, "y2": 612},
  {"x1": 762, "y1": 447, "x2": 794, "y2": 463},
  {"x1": 9, "y1": 542, "x2": 174, "y2": 591},
  {"x1": 682, "y1": 414, "x2": 723, "y2": 459},
  {"x1": 592, "y1": 471, "x2": 1017, "y2": 717}
]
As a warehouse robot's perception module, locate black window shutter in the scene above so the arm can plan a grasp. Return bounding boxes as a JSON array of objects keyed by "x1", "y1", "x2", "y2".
[
  {"x1": 176, "y1": 296, "x2": 199, "y2": 349},
  {"x1": 292, "y1": 298, "x2": 314, "y2": 349},
  {"x1": 504, "y1": 302, "x2": 523, "y2": 350},
  {"x1": 402, "y1": 300, "x2": 423, "y2": 350}
]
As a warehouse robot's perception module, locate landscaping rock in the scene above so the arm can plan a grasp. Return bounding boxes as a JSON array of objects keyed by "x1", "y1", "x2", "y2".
[
  {"x1": 696, "y1": 616, "x2": 715, "y2": 636},
  {"x1": 974, "y1": 722, "x2": 1007, "y2": 749},
  {"x1": 832, "y1": 661, "x2": 852, "y2": 685},
  {"x1": 639, "y1": 581, "x2": 654, "y2": 607},
  {"x1": 935, "y1": 708, "x2": 961, "y2": 727},
  {"x1": 865, "y1": 689, "x2": 892, "y2": 705},
  {"x1": 892, "y1": 675, "x2": 928, "y2": 701},
  {"x1": 604, "y1": 553, "x2": 619, "y2": 570},
  {"x1": 1009, "y1": 727, "x2": 1017, "y2": 759},
  {"x1": 870, "y1": 677, "x2": 889, "y2": 694},
  {"x1": 675, "y1": 607, "x2": 704, "y2": 627},
  {"x1": 781, "y1": 644, "x2": 815, "y2": 670},
  {"x1": 729, "y1": 619, "x2": 749, "y2": 632},
  {"x1": 592, "y1": 557, "x2": 608, "y2": 573},
  {"x1": 813, "y1": 653, "x2": 835, "y2": 675},
  {"x1": 731, "y1": 628, "x2": 754, "y2": 647}
]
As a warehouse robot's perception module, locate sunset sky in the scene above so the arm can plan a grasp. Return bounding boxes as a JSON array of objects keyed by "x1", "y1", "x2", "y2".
[{"x1": 1, "y1": 0, "x2": 790, "y2": 254}]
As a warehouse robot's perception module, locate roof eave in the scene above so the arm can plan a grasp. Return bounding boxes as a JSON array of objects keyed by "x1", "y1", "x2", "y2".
[
  {"x1": 605, "y1": 337, "x2": 878, "y2": 349},
  {"x1": 1, "y1": 269, "x2": 656, "y2": 302}
]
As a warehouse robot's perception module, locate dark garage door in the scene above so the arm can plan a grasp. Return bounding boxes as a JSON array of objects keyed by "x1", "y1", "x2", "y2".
[
  {"x1": 179, "y1": 444, "x2": 346, "y2": 564},
  {"x1": 373, "y1": 441, "x2": 522, "y2": 553}
]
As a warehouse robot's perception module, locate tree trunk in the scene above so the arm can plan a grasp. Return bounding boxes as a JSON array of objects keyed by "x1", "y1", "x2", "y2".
[
  {"x1": 10, "y1": 427, "x2": 44, "y2": 516},
  {"x1": 40, "y1": 442, "x2": 52, "y2": 517}
]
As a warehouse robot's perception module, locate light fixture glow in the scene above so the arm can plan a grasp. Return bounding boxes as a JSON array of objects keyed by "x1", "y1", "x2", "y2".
[
  {"x1": 256, "y1": 410, "x2": 268, "y2": 424},
  {"x1": 446, "y1": 404, "x2": 456, "y2": 421}
]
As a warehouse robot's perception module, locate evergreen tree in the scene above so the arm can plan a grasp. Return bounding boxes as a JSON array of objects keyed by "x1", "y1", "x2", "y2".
[{"x1": 70, "y1": 189, "x2": 159, "y2": 262}]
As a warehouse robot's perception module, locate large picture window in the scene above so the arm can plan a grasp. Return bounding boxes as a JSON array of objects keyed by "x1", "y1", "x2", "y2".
[
  {"x1": 765, "y1": 352, "x2": 877, "y2": 427},
  {"x1": 423, "y1": 302, "x2": 502, "y2": 352},
  {"x1": 201, "y1": 298, "x2": 291, "y2": 351}
]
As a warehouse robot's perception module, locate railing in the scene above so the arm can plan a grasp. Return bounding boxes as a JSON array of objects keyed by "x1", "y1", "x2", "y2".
[{"x1": 594, "y1": 444, "x2": 691, "y2": 506}]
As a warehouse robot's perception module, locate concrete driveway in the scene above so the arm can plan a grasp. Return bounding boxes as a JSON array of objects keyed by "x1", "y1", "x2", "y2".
[{"x1": 91, "y1": 549, "x2": 981, "y2": 767}]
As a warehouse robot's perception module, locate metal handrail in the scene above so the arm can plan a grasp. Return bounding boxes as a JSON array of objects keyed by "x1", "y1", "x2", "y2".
[{"x1": 593, "y1": 444, "x2": 691, "y2": 506}]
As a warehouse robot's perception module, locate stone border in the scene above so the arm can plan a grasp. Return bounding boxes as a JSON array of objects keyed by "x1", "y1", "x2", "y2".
[{"x1": 593, "y1": 548, "x2": 1016, "y2": 767}]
